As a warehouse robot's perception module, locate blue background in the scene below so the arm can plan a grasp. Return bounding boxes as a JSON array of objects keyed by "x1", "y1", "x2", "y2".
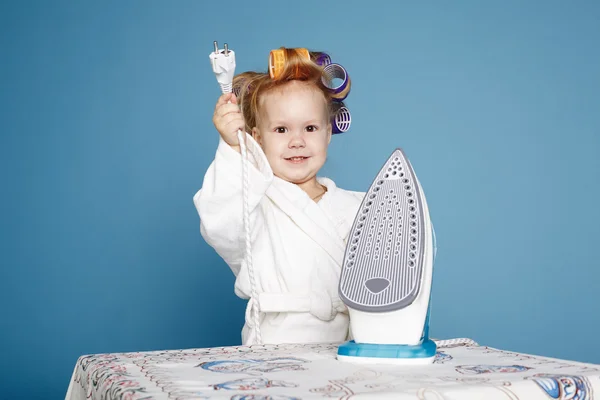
[{"x1": 1, "y1": 1, "x2": 599, "y2": 398}]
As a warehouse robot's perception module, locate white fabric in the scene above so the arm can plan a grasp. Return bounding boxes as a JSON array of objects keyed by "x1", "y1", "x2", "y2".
[{"x1": 193, "y1": 133, "x2": 365, "y2": 345}]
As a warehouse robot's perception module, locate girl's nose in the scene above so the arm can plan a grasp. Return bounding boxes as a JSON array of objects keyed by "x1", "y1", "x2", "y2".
[{"x1": 288, "y1": 132, "x2": 306, "y2": 148}]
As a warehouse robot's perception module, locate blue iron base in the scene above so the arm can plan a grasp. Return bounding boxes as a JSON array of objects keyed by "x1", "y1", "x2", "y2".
[{"x1": 337, "y1": 339, "x2": 437, "y2": 365}]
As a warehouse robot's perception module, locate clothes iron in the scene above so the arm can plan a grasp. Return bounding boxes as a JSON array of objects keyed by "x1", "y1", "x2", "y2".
[{"x1": 337, "y1": 148, "x2": 437, "y2": 365}]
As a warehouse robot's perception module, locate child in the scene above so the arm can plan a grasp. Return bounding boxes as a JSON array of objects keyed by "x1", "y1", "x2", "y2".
[{"x1": 194, "y1": 48, "x2": 365, "y2": 345}]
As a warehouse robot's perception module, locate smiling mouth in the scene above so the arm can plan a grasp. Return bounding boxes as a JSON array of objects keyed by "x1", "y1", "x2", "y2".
[{"x1": 285, "y1": 156, "x2": 309, "y2": 163}]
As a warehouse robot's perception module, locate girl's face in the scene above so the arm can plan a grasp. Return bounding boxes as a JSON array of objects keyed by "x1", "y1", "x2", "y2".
[{"x1": 252, "y1": 81, "x2": 332, "y2": 187}]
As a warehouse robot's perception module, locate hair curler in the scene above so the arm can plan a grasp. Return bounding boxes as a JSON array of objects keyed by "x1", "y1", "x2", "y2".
[
  {"x1": 322, "y1": 63, "x2": 351, "y2": 102},
  {"x1": 314, "y1": 52, "x2": 332, "y2": 67},
  {"x1": 332, "y1": 105, "x2": 351, "y2": 134},
  {"x1": 268, "y1": 48, "x2": 334, "y2": 79},
  {"x1": 210, "y1": 41, "x2": 262, "y2": 345},
  {"x1": 268, "y1": 48, "x2": 310, "y2": 79}
]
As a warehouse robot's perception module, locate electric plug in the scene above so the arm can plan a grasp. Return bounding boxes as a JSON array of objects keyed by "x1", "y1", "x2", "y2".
[{"x1": 210, "y1": 41, "x2": 236, "y2": 94}]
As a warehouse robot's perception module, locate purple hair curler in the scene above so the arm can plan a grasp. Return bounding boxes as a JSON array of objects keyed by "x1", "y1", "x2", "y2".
[
  {"x1": 315, "y1": 52, "x2": 332, "y2": 67},
  {"x1": 332, "y1": 106, "x2": 351, "y2": 134},
  {"x1": 322, "y1": 63, "x2": 350, "y2": 101}
]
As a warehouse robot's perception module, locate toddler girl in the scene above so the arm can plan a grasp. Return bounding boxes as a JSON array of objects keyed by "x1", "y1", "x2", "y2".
[{"x1": 194, "y1": 48, "x2": 364, "y2": 345}]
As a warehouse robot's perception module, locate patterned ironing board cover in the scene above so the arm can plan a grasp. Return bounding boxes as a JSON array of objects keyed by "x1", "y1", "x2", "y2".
[{"x1": 66, "y1": 338, "x2": 600, "y2": 399}]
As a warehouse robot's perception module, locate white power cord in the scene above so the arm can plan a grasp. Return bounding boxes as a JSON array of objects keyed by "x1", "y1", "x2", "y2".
[{"x1": 210, "y1": 41, "x2": 262, "y2": 345}]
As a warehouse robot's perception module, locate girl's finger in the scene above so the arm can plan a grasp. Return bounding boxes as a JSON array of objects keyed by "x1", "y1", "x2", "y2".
[
  {"x1": 214, "y1": 103, "x2": 241, "y2": 118},
  {"x1": 215, "y1": 93, "x2": 234, "y2": 106}
]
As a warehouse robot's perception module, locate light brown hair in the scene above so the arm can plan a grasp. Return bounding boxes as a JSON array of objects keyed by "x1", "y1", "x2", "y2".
[{"x1": 232, "y1": 47, "x2": 349, "y2": 133}]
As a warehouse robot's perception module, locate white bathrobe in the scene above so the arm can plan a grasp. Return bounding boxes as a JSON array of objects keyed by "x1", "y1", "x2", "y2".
[{"x1": 193, "y1": 133, "x2": 365, "y2": 345}]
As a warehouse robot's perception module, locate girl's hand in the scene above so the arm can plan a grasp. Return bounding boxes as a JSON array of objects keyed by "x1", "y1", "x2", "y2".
[{"x1": 212, "y1": 93, "x2": 245, "y2": 150}]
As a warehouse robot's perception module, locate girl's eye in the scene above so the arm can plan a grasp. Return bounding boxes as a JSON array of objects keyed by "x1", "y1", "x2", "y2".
[
  {"x1": 305, "y1": 125, "x2": 318, "y2": 132},
  {"x1": 274, "y1": 127, "x2": 287, "y2": 133}
]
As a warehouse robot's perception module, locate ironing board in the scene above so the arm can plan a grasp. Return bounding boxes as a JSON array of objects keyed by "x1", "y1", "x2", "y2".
[{"x1": 65, "y1": 338, "x2": 600, "y2": 399}]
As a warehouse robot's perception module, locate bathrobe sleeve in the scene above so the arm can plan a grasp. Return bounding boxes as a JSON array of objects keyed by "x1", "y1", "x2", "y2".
[{"x1": 193, "y1": 134, "x2": 274, "y2": 275}]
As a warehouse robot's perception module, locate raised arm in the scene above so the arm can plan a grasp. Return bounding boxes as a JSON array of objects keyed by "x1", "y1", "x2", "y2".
[{"x1": 193, "y1": 133, "x2": 273, "y2": 276}]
